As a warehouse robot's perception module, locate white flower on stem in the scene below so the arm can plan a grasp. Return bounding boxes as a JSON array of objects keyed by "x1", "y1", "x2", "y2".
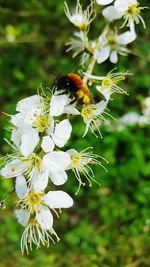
[
  {"x1": 50, "y1": 94, "x2": 80, "y2": 116},
  {"x1": 67, "y1": 31, "x2": 90, "y2": 58},
  {"x1": 20, "y1": 219, "x2": 59, "y2": 255},
  {"x1": 102, "y1": 0, "x2": 146, "y2": 31},
  {"x1": 84, "y1": 69, "x2": 129, "y2": 102},
  {"x1": 81, "y1": 100, "x2": 112, "y2": 137},
  {"x1": 0, "y1": 147, "x2": 43, "y2": 180},
  {"x1": 67, "y1": 148, "x2": 108, "y2": 194},
  {"x1": 114, "y1": 0, "x2": 147, "y2": 31},
  {"x1": 15, "y1": 175, "x2": 73, "y2": 254},
  {"x1": 11, "y1": 95, "x2": 44, "y2": 128},
  {"x1": 94, "y1": 30, "x2": 136, "y2": 64},
  {"x1": 96, "y1": 0, "x2": 114, "y2": 5},
  {"x1": 64, "y1": 0, "x2": 95, "y2": 30},
  {"x1": 11, "y1": 95, "x2": 51, "y2": 135}
]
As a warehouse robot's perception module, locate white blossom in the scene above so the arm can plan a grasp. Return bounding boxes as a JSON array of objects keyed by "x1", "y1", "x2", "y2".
[
  {"x1": 84, "y1": 70, "x2": 128, "y2": 102},
  {"x1": 20, "y1": 220, "x2": 59, "y2": 254},
  {"x1": 64, "y1": 0, "x2": 95, "y2": 30},
  {"x1": 67, "y1": 31, "x2": 90, "y2": 58},
  {"x1": 15, "y1": 175, "x2": 73, "y2": 254},
  {"x1": 102, "y1": 0, "x2": 146, "y2": 32},
  {"x1": 81, "y1": 100, "x2": 111, "y2": 137},
  {"x1": 0, "y1": 151, "x2": 42, "y2": 180},
  {"x1": 114, "y1": 0, "x2": 146, "y2": 31},
  {"x1": 67, "y1": 148, "x2": 108, "y2": 193},
  {"x1": 94, "y1": 30, "x2": 136, "y2": 64}
]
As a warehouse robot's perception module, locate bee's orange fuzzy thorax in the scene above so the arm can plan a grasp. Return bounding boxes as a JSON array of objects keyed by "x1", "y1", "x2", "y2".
[{"x1": 67, "y1": 73, "x2": 83, "y2": 86}]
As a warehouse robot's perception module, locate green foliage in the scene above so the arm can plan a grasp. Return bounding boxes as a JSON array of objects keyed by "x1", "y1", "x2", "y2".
[{"x1": 0, "y1": 0, "x2": 150, "y2": 266}]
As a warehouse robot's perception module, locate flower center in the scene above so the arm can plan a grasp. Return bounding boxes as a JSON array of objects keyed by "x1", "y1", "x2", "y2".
[
  {"x1": 32, "y1": 114, "x2": 49, "y2": 133},
  {"x1": 108, "y1": 37, "x2": 117, "y2": 47},
  {"x1": 21, "y1": 191, "x2": 44, "y2": 213},
  {"x1": 81, "y1": 104, "x2": 96, "y2": 120},
  {"x1": 102, "y1": 78, "x2": 113, "y2": 89},
  {"x1": 72, "y1": 14, "x2": 88, "y2": 30},
  {"x1": 29, "y1": 153, "x2": 42, "y2": 172},
  {"x1": 71, "y1": 154, "x2": 82, "y2": 168},
  {"x1": 127, "y1": 4, "x2": 140, "y2": 16}
]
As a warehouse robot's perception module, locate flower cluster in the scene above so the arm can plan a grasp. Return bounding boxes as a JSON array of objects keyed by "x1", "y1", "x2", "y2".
[
  {"x1": 66, "y1": 0, "x2": 146, "y2": 65},
  {"x1": 0, "y1": 0, "x2": 146, "y2": 254},
  {"x1": 0, "y1": 91, "x2": 108, "y2": 254}
]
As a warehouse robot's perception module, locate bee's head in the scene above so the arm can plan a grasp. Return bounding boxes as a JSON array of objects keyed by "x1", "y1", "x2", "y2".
[{"x1": 55, "y1": 76, "x2": 77, "y2": 92}]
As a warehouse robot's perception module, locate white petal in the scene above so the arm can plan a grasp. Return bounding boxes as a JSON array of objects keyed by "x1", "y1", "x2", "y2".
[
  {"x1": 15, "y1": 209, "x2": 30, "y2": 227},
  {"x1": 31, "y1": 169, "x2": 49, "y2": 191},
  {"x1": 102, "y1": 6, "x2": 123, "y2": 21},
  {"x1": 51, "y1": 119, "x2": 72, "y2": 148},
  {"x1": 24, "y1": 107, "x2": 42, "y2": 125},
  {"x1": 94, "y1": 46, "x2": 110, "y2": 64},
  {"x1": 48, "y1": 116, "x2": 55, "y2": 135},
  {"x1": 115, "y1": 0, "x2": 137, "y2": 12},
  {"x1": 41, "y1": 136, "x2": 55, "y2": 153},
  {"x1": 117, "y1": 31, "x2": 136, "y2": 45},
  {"x1": 49, "y1": 169, "x2": 68, "y2": 186},
  {"x1": 67, "y1": 149, "x2": 78, "y2": 156},
  {"x1": 15, "y1": 175, "x2": 28, "y2": 199},
  {"x1": 1, "y1": 159, "x2": 28, "y2": 178},
  {"x1": 16, "y1": 95, "x2": 42, "y2": 112},
  {"x1": 83, "y1": 73, "x2": 105, "y2": 81},
  {"x1": 94, "y1": 101, "x2": 107, "y2": 115},
  {"x1": 43, "y1": 191, "x2": 73, "y2": 209},
  {"x1": 20, "y1": 127, "x2": 39, "y2": 157},
  {"x1": 43, "y1": 151, "x2": 71, "y2": 170},
  {"x1": 96, "y1": 0, "x2": 114, "y2": 5},
  {"x1": 36, "y1": 206, "x2": 53, "y2": 230},
  {"x1": 96, "y1": 86, "x2": 110, "y2": 102},
  {"x1": 110, "y1": 50, "x2": 118, "y2": 63},
  {"x1": 114, "y1": 0, "x2": 128, "y2": 12},
  {"x1": 11, "y1": 113, "x2": 26, "y2": 127},
  {"x1": 50, "y1": 94, "x2": 68, "y2": 116},
  {"x1": 63, "y1": 104, "x2": 80, "y2": 115},
  {"x1": 11, "y1": 128, "x2": 21, "y2": 149}
]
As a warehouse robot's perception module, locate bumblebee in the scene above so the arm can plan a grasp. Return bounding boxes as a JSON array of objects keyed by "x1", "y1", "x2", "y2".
[{"x1": 55, "y1": 73, "x2": 94, "y2": 104}]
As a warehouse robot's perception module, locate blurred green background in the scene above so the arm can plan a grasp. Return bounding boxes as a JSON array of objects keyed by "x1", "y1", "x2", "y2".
[{"x1": 0, "y1": 1, "x2": 150, "y2": 266}]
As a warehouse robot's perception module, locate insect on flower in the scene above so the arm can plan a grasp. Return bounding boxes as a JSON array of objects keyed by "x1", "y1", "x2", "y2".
[{"x1": 54, "y1": 73, "x2": 94, "y2": 104}]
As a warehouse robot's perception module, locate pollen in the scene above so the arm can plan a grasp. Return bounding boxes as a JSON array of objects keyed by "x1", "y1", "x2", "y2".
[
  {"x1": 102, "y1": 78, "x2": 113, "y2": 89},
  {"x1": 32, "y1": 114, "x2": 49, "y2": 133},
  {"x1": 83, "y1": 94, "x2": 90, "y2": 104},
  {"x1": 108, "y1": 37, "x2": 117, "y2": 47},
  {"x1": 81, "y1": 104, "x2": 96, "y2": 120},
  {"x1": 127, "y1": 4, "x2": 141, "y2": 16},
  {"x1": 21, "y1": 191, "x2": 44, "y2": 213},
  {"x1": 29, "y1": 153, "x2": 42, "y2": 172},
  {"x1": 76, "y1": 89, "x2": 90, "y2": 104},
  {"x1": 71, "y1": 154, "x2": 82, "y2": 169}
]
